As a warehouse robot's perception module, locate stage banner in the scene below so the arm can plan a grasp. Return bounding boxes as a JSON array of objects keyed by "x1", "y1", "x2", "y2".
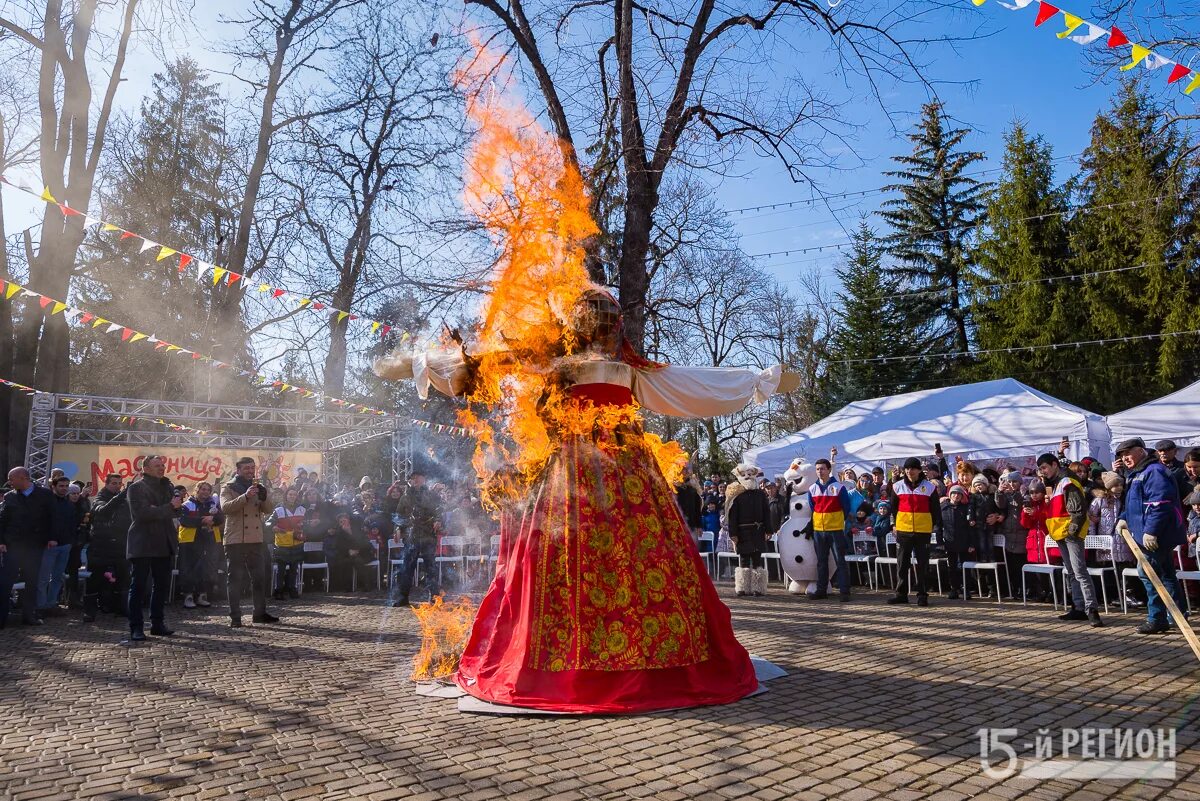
[{"x1": 53, "y1": 444, "x2": 322, "y2": 489}]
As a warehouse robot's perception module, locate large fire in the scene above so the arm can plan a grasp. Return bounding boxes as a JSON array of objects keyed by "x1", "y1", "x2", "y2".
[{"x1": 411, "y1": 595, "x2": 477, "y2": 681}]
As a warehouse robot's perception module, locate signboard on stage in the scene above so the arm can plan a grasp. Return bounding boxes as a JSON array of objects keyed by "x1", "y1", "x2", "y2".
[{"x1": 52, "y1": 445, "x2": 322, "y2": 489}]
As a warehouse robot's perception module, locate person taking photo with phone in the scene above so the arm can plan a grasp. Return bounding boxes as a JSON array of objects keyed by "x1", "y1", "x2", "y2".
[
  {"x1": 221, "y1": 457, "x2": 279, "y2": 628},
  {"x1": 126, "y1": 456, "x2": 182, "y2": 641}
]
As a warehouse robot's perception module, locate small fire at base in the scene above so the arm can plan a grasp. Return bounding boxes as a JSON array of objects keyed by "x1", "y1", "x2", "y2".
[{"x1": 410, "y1": 596, "x2": 477, "y2": 681}]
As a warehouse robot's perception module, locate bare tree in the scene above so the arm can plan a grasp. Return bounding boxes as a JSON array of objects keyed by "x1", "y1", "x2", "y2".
[
  {"x1": 467, "y1": 0, "x2": 962, "y2": 353},
  {"x1": 277, "y1": 1, "x2": 464, "y2": 394}
]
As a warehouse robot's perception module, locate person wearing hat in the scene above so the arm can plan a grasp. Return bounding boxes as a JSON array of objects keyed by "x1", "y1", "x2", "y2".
[
  {"x1": 868, "y1": 498, "x2": 893, "y2": 558},
  {"x1": 1036, "y1": 453, "x2": 1104, "y2": 627},
  {"x1": 887, "y1": 457, "x2": 942, "y2": 606},
  {"x1": 1154, "y1": 440, "x2": 1193, "y2": 503},
  {"x1": 939, "y1": 484, "x2": 976, "y2": 599},
  {"x1": 994, "y1": 471, "x2": 1028, "y2": 599},
  {"x1": 391, "y1": 469, "x2": 443, "y2": 606},
  {"x1": 1184, "y1": 489, "x2": 1200, "y2": 560},
  {"x1": 1088, "y1": 471, "x2": 1141, "y2": 609},
  {"x1": 921, "y1": 460, "x2": 946, "y2": 499},
  {"x1": 1115, "y1": 438, "x2": 1188, "y2": 634}
]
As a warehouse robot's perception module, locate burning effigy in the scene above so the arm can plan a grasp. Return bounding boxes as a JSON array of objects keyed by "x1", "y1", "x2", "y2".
[{"x1": 376, "y1": 46, "x2": 797, "y2": 713}]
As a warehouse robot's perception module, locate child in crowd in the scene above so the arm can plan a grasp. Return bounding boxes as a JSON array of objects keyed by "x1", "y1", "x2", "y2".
[
  {"x1": 849, "y1": 503, "x2": 873, "y2": 556},
  {"x1": 939, "y1": 485, "x2": 975, "y2": 600},
  {"x1": 268, "y1": 488, "x2": 306, "y2": 599},
  {"x1": 868, "y1": 499, "x2": 892, "y2": 557},
  {"x1": 1021, "y1": 481, "x2": 1058, "y2": 602},
  {"x1": 700, "y1": 501, "x2": 721, "y2": 551},
  {"x1": 1088, "y1": 471, "x2": 1138, "y2": 609}
]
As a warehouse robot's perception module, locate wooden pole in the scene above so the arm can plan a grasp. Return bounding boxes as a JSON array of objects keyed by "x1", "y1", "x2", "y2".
[{"x1": 1116, "y1": 526, "x2": 1200, "y2": 663}]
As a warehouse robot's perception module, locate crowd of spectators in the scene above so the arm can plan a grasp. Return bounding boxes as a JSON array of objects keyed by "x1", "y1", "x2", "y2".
[
  {"x1": 0, "y1": 457, "x2": 494, "y2": 635},
  {"x1": 686, "y1": 437, "x2": 1198, "y2": 633}
]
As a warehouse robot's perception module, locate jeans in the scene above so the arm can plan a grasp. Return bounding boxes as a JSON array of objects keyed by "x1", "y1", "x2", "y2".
[
  {"x1": 1059, "y1": 536, "x2": 1098, "y2": 613},
  {"x1": 128, "y1": 556, "x2": 172, "y2": 632},
  {"x1": 37, "y1": 543, "x2": 73, "y2": 609},
  {"x1": 814, "y1": 530, "x2": 850, "y2": 594},
  {"x1": 1140, "y1": 546, "x2": 1188, "y2": 626},
  {"x1": 225, "y1": 543, "x2": 268, "y2": 619},
  {"x1": 392, "y1": 539, "x2": 437, "y2": 602},
  {"x1": 895, "y1": 533, "x2": 931, "y2": 598}
]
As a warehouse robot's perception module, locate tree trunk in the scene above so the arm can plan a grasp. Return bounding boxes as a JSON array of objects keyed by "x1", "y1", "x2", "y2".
[{"x1": 0, "y1": 154, "x2": 11, "y2": 470}]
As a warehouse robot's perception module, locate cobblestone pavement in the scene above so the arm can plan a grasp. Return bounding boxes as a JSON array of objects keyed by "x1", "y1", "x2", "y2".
[{"x1": 2, "y1": 585, "x2": 1198, "y2": 800}]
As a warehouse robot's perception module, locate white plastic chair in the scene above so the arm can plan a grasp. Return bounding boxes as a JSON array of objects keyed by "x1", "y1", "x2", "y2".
[
  {"x1": 874, "y1": 533, "x2": 899, "y2": 589},
  {"x1": 434, "y1": 535, "x2": 465, "y2": 586},
  {"x1": 1083, "y1": 534, "x2": 1117, "y2": 612},
  {"x1": 698, "y1": 531, "x2": 716, "y2": 576},
  {"x1": 1022, "y1": 535, "x2": 1064, "y2": 609},
  {"x1": 716, "y1": 546, "x2": 739, "y2": 582},
  {"x1": 388, "y1": 540, "x2": 423, "y2": 588},
  {"x1": 485, "y1": 534, "x2": 502, "y2": 576},
  {"x1": 353, "y1": 540, "x2": 382, "y2": 591},
  {"x1": 845, "y1": 532, "x2": 878, "y2": 589},
  {"x1": 963, "y1": 534, "x2": 1008, "y2": 604},
  {"x1": 1168, "y1": 544, "x2": 1198, "y2": 614},
  {"x1": 298, "y1": 540, "x2": 329, "y2": 594},
  {"x1": 761, "y1": 537, "x2": 786, "y2": 587}
]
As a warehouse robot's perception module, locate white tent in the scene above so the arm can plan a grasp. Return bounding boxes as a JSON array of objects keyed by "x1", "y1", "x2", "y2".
[
  {"x1": 745, "y1": 378, "x2": 1112, "y2": 478},
  {"x1": 1108, "y1": 378, "x2": 1200, "y2": 450}
]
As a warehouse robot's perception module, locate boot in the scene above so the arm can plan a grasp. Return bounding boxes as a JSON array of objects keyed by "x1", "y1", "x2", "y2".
[
  {"x1": 196, "y1": 593, "x2": 211, "y2": 608},
  {"x1": 82, "y1": 594, "x2": 98, "y2": 623},
  {"x1": 183, "y1": 594, "x2": 196, "y2": 609},
  {"x1": 734, "y1": 567, "x2": 750, "y2": 596},
  {"x1": 751, "y1": 568, "x2": 766, "y2": 596}
]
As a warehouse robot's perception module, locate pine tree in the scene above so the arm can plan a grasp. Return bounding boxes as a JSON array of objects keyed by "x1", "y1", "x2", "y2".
[
  {"x1": 1069, "y1": 80, "x2": 1200, "y2": 412},
  {"x1": 74, "y1": 58, "x2": 241, "y2": 401},
  {"x1": 971, "y1": 121, "x2": 1075, "y2": 389},
  {"x1": 879, "y1": 102, "x2": 990, "y2": 373},
  {"x1": 816, "y1": 222, "x2": 913, "y2": 414}
]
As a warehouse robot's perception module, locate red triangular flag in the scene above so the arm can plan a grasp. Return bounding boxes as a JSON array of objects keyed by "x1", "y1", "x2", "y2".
[
  {"x1": 120, "y1": 231, "x2": 137, "y2": 240},
  {"x1": 38, "y1": 296, "x2": 52, "y2": 309},
  {"x1": 121, "y1": 327, "x2": 134, "y2": 341},
  {"x1": 178, "y1": 254, "x2": 192, "y2": 273},
  {"x1": 60, "y1": 204, "x2": 82, "y2": 217},
  {"x1": 1034, "y1": 1, "x2": 1059, "y2": 27},
  {"x1": 226, "y1": 271, "x2": 241, "y2": 285},
  {"x1": 312, "y1": 302, "x2": 325, "y2": 311},
  {"x1": 1168, "y1": 63, "x2": 1191, "y2": 84},
  {"x1": 381, "y1": 325, "x2": 392, "y2": 337},
  {"x1": 1108, "y1": 26, "x2": 1128, "y2": 48},
  {"x1": 79, "y1": 313, "x2": 94, "y2": 325},
  {"x1": 155, "y1": 341, "x2": 168, "y2": 350},
  {"x1": 272, "y1": 289, "x2": 286, "y2": 298}
]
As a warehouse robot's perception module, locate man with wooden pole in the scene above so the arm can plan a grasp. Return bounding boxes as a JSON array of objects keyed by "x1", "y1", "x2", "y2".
[{"x1": 1114, "y1": 438, "x2": 1192, "y2": 641}]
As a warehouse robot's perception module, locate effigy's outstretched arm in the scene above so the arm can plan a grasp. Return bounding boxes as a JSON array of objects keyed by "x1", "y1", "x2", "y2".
[
  {"x1": 632, "y1": 364, "x2": 800, "y2": 419},
  {"x1": 373, "y1": 347, "x2": 473, "y2": 399}
]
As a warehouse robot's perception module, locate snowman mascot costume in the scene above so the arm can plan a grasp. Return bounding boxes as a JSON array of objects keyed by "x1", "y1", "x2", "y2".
[{"x1": 777, "y1": 458, "x2": 836, "y2": 595}]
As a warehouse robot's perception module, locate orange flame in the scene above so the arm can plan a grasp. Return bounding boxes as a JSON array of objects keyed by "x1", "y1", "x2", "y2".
[{"x1": 410, "y1": 595, "x2": 477, "y2": 681}]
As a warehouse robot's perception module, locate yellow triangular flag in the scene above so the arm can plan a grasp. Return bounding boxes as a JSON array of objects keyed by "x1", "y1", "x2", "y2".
[
  {"x1": 3, "y1": 282, "x2": 19, "y2": 300},
  {"x1": 130, "y1": 332, "x2": 147, "y2": 343},
  {"x1": 399, "y1": 332, "x2": 410, "y2": 343},
  {"x1": 156, "y1": 246, "x2": 177, "y2": 261},
  {"x1": 259, "y1": 283, "x2": 270, "y2": 292},
  {"x1": 371, "y1": 321, "x2": 381, "y2": 333},
  {"x1": 92, "y1": 317, "x2": 107, "y2": 328},
  {"x1": 102, "y1": 223, "x2": 120, "y2": 232},
  {"x1": 1186, "y1": 72, "x2": 1200, "y2": 95},
  {"x1": 41, "y1": 186, "x2": 56, "y2": 203},
  {"x1": 166, "y1": 345, "x2": 181, "y2": 352},
  {"x1": 299, "y1": 298, "x2": 312, "y2": 308},
  {"x1": 51, "y1": 301, "x2": 66, "y2": 315},
  {"x1": 972, "y1": 0, "x2": 984, "y2": 5},
  {"x1": 1120, "y1": 44, "x2": 1151, "y2": 71},
  {"x1": 1057, "y1": 13, "x2": 1084, "y2": 38},
  {"x1": 211, "y1": 267, "x2": 227, "y2": 285},
  {"x1": 336, "y1": 311, "x2": 349, "y2": 323}
]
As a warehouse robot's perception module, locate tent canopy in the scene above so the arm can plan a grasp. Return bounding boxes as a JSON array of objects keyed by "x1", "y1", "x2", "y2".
[
  {"x1": 745, "y1": 378, "x2": 1111, "y2": 478},
  {"x1": 1108, "y1": 377, "x2": 1200, "y2": 450}
]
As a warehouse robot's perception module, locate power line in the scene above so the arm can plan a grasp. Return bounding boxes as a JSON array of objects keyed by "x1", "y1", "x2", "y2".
[
  {"x1": 830, "y1": 328, "x2": 1200, "y2": 366},
  {"x1": 747, "y1": 188, "x2": 1198, "y2": 260}
]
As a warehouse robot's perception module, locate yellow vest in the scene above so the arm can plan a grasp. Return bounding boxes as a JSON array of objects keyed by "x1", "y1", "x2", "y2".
[
  {"x1": 178, "y1": 522, "x2": 222, "y2": 544},
  {"x1": 1045, "y1": 475, "x2": 1088, "y2": 541},
  {"x1": 893, "y1": 480, "x2": 936, "y2": 534}
]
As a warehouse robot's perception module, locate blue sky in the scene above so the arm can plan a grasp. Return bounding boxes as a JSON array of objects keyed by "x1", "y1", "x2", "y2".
[{"x1": 719, "y1": 1, "x2": 1179, "y2": 293}]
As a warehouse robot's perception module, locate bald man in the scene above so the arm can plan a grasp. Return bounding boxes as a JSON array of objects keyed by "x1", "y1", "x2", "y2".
[{"x1": 0, "y1": 468, "x2": 57, "y2": 626}]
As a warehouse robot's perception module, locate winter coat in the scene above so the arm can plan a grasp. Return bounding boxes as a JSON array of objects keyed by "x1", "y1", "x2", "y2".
[
  {"x1": 1021, "y1": 502, "x2": 1060, "y2": 564},
  {"x1": 0, "y1": 485, "x2": 55, "y2": 550},
  {"x1": 1088, "y1": 494, "x2": 1132, "y2": 562},
  {"x1": 126, "y1": 475, "x2": 179, "y2": 559},
  {"x1": 700, "y1": 509, "x2": 721, "y2": 536},
  {"x1": 938, "y1": 501, "x2": 975, "y2": 554},
  {"x1": 994, "y1": 490, "x2": 1026, "y2": 554},
  {"x1": 220, "y1": 476, "x2": 271, "y2": 545},
  {"x1": 178, "y1": 496, "x2": 224, "y2": 544},
  {"x1": 868, "y1": 511, "x2": 893, "y2": 541},
  {"x1": 767, "y1": 494, "x2": 787, "y2": 534},
  {"x1": 675, "y1": 482, "x2": 703, "y2": 530},
  {"x1": 1120, "y1": 455, "x2": 1186, "y2": 549},
  {"x1": 727, "y1": 487, "x2": 771, "y2": 556},
  {"x1": 49, "y1": 493, "x2": 81, "y2": 547},
  {"x1": 398, "y1": 485, "x2": 441, "y2": 542},
  {"x1": 89, "y1": 487, "x2": 132, "y2": 563}
]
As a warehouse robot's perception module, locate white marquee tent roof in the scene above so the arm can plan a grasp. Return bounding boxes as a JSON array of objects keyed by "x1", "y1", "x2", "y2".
[
  {"x1": 745, "y1": 378, "x2": 1112, "y2": 478},
  {"x1": 1108, "y1": 377, "x2": 1200, "y2": 449}
]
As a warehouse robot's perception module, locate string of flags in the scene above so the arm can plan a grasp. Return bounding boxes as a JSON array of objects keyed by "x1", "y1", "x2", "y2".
[
  {"x1": 115, "y1": 415, "x2": 219, "y2": 436},
  {"x1": 410, "y1": 418, "x2": 471, "y2": 437},
  {"x1": 971, "y1": 0, "x2": 1200, "y2": 96},
  {"x1": 0, "y1": 175, "x2": 414, "y2": 342},
  {"x1": 831, "y1": 328, "x2": 1200, "y2": 366},
  {"x1": 0, "y1": 278, "x2": 392, "y2": 416},
  {"x1": 0, "y1": 377, "x2": 38, "y2": 396}
]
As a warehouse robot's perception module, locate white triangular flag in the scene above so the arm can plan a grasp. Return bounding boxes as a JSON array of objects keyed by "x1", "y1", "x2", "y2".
[
  {"x1": 997, "y1": 0, "x2": 1036, "y2": 8},
  {"x1": 139, "y1": 238, "x2": 158, "y2": 253},
  {"x1": 1067, "y1": 22, "x2": 1106, "y2": 45},
  {"x1": 1144, "y1": 52, "x2": 1173, "y2": 70},
  {"x1": 106, "y1": 322, "x2": 121, "y2": 333},
  {"x1": 81, "y1": 215, "x2": 101, "y2": 229}
]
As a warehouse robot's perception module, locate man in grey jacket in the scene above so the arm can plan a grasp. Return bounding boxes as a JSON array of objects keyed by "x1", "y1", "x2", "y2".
[{"x1": 126, "y1": 456, "x2": 182, "y2": 641}]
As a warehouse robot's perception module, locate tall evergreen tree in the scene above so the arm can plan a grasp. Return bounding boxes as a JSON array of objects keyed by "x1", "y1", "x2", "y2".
[
  {"x1": 816, "y1": 222, "x2": 913, "y2": 415},
  {"x1": 972, "y1": 121, "x2": 1075, "y2": 389},
  {"x1": 1069, "y1": 81, "x2": 1200, "y2": 412},
  {"x1": 879, "y1": 102, "x2": 990, "y2": 375},
  {"x1": 74, "y1": 58, "x2": 242, "y2": 402}
]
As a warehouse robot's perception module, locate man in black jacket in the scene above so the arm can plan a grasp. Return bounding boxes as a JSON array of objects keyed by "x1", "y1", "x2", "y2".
[
  {"x1": 0, "y1": 467, "x2": 56, "y2": 626},
  {"x1": 126, "y1": 456, "x2": 183, "y2": 641},
  {"x1": 85, "y1": 474, "x2": 132, "y2": 621},
  {"x1": 391, "y1": 471, "x2": 442, "y2": 606},
  {"x1": 38, "y1": 476, "x2": 81, "y2": 615}
]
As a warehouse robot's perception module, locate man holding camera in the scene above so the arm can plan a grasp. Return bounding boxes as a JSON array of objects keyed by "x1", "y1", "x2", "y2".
[
  {"x1": 127, "y1": 456, "x2": 182, "y2": 641},
  {"x1": 221, "y1": 457, "x2": 279, "y2": 627}
]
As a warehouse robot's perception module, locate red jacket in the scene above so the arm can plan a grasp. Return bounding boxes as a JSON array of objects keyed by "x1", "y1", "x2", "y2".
[{"x1": 1021, "y1": 502, "x2": 1061, "y2": 564}]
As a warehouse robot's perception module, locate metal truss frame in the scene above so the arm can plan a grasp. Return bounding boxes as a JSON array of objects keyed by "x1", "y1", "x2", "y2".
[{"x1": 25, "y1": 392, "x2": 404, "y2": 481}]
